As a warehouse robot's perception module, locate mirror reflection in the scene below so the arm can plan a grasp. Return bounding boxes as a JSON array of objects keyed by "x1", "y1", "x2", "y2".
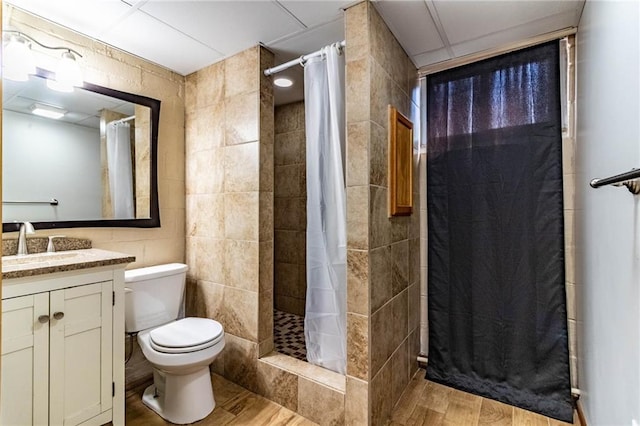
[{"x1": 2, "y1": 71, "x2": 160, "y2": 229}]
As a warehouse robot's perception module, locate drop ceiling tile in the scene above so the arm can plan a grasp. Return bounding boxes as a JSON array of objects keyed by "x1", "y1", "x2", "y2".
[
  {"x1": 139, "y1": 1, "x2": 303, "y2": 56},
  {"x1": 5, "y1": 0, "x2": 133, "y2": 39},
  {"x1": 276, "y1": 1, "x2": 352, "y2": 28},
  {"x1": 268, "y1": 18, "x2": 345, "y2": 60},
  {"x1": 412, "y1": 48, "x2": 452, "y2": 69},
  {"x1": 100, "y1": 10, "x2": 223, "y2": 75},
  {"x1": 433, "y1": 0, "x2": 583, "y2": 45},
  {"x1": 450, "y1": 10, "x2": 578, "y2": 57},
  {"x1": 372, "y1": 0, "x2": 444, "y2": 56}
]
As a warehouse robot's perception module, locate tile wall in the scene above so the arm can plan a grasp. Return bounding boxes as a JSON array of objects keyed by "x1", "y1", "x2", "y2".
[
  {"x1": 345, "y1": 2, "x2": 421, "y2": 424},
  {"x1": 274, "y1": 102, "x2": 307, "y2": 316},
  {"x1": 184, "y1": 46, "x2": 275, "y2": 390}
]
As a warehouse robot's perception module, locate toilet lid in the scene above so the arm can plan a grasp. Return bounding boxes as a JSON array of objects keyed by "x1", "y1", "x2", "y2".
[{"x1": 149, "y1": 318, "x2": 223, "y2": 354}]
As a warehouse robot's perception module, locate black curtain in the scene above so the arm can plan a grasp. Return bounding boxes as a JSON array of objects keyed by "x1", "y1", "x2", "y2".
[{"x1": 426, "y1": 41, "x2": 572, "y2": 422}]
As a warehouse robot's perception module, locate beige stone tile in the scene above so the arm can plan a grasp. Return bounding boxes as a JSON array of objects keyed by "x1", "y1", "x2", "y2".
[
  {"x1": 259, "y1": 99, "x2": 275, "y2": 192},
  {"x1": 369, "y1": 186, "x2": 390, "y2": 249},
  {"x1": 258, "y1": 289, "x2": 273, "y2": 344},
  {"x1": 391, "y1": 240, "x2": 409, "y2": 296},
  {"x1": 347, "y1": 313, "x2": 369, "y2": 380},
  {"x1": 256, "y1": 361, "x2": 298, "y2": 412},
  {"x1": 370, "y1": 359, "x2": 393, "y2": 426},
  {"x1": 200, "y1": 279, "x2": 225, "y2": 320},
  {"x1": 391, "y1": 339, "x2": 410, "y2": 408},
  {"x1": 275, "y1": 164, "x2": 302, "y2": 198},
  {"x1": 275, "y1": 262, "x2": 301, "y2": 298},
  {"x1": 298, "y1": 378, "x2": 345, "y2": 426},
  {"x1": 371, "y1": 299, "x2": 393, "y2": 377},
  {"x1": 369, "y1": 58, "x2": 391, "y2": 129},
  {"x1": 259, "y1": 191, "x2": 274, "y2": 242},
  {"x1": 345, "y1": 1, "x2": 369, "y2": 63},
  {"x1": 224, "y1": 142, "x2": 260, "y2": 193},
  {"x1": 259, "y1": 240, "x2": 274, "y2": 294},
  {"x1": 185, "y1": 73, "x2": 198, "y2": 113},
  {"x1": 259, "y1": 338, "x2": 274, "y2": 358},
  {"x1": 346, "y1": 58, "x2": 370, "y2": 124},
  {"x1": 409, "y1": 329, "x2": 420, "y2": 377},
  {"x1": 369, "y1": 121, "x2": 387, "y2": 187},
  {"x1": 345, "y1": 376, "x2": 369, "y2": 426},
  {"x1": 223, "y1": 239, "x2": 259, "y2": 292},
  {"x1": 222, "y1": 286, "x2": 259, "y2": 342},
  {"x1": 370, "y1": 245, "x2": 392, "y2": 314},
  {"x1": 185, "y1": 148, "x2": 224, "y2": 195},
  {"x1": 275, "y1": 101, "x2": 305, "y2": 134},
  {"x1": 346, "y1": 121, "x2": 369, "y2": 187},
  {"x1": 274, "y1": 197, "x2": 303, "y2": 231},
  {"x1": 224, "y1": 192, "x2": 259, "y2": 241},
  {"x1": 275, "y1": 294, "x2": 305, "y2": 317},
  {"x1": 223, "y1": 334, "x2": 259, "y2": 392},
  {"x1": 186, "y1": 193, "x2": 224, "y2": 239},
  {"x1": 197, "y1": 61, "x2": 225, "y2": 109},
  {"x1": 186, "y1": 104, "x2": 226, "y2": 154},
  {"x1": 275, "y1": 130, "x2": 306, "y2": 166},
  {"x1": 225, "y1": 47, "x2": 259, "y2": 98},
  {"x1": 274, "y1": 230, "x2": 301, "y2": 265},
  {"x1": 566, "y1": 282, "x2": 576, "y2": 321},
  {"x1": 192, "y1": 237, "x2": 225, "y2": 284},
  {"x1": 347, "y1": 186, "x2": 369, "y2": 250},
  {"x1": 391, "y1": 82, "x2": 411, "y2": 120},
  {"x1": 347, "y1": 249, "x2": 369, "y2": 315},
  {"x1": 391, "y1": 289, "x2": 409, "y2": 351},
  {"x1": 225, "y1": 91, "x2": 259, "y2": 145}
]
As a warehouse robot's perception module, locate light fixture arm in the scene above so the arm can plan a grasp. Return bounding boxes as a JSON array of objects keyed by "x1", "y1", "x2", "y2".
[{"x1": 3, "y1": 30, "x2": 83, "y2": 58}]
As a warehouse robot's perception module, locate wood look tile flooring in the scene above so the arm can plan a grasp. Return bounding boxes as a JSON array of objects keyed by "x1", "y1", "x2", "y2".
[
  {"x1": 125, "y1": 369, "x2": 580, "y2": 426},
  {"x1": 125, "y1": 373, "x2": 317, "y2": 425},
  {"x1": 390, "y1": 371, "x2": 582, "y2": 426}
]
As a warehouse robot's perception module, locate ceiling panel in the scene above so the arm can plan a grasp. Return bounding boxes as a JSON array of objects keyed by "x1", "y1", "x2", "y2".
[
  {"x1": 372, "y1": 0, "x2": 444, "y2": 56},
  {"x1": 434, "y1": 0, "x2": 582, "y2": 45},
  {"x1": 412, "y1": 47, "x2": 451, "y2": 68},
  {"x1": 277, "y1": 0, "x2": 351, "y2": 28},
  {"x1": 450, "y1": 9, "x2": 578, "y2": 57},
  {"x1": 269, "y1": 18, "x2": 345, "y2": 60},
  {"x1": 139, "y1": 1, "x2": 303, "y2": 56},
  {"x1": 100, "y1": 10, "x2": 223, "y2": 75},
  {"x1": 5, "y1": 0, "x2": 133, "y2": 40}
]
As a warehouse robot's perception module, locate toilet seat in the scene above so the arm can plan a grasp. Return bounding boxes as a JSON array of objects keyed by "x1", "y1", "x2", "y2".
[{"x1": 149, "y1": 318, "x2": 223, "y2": 354}]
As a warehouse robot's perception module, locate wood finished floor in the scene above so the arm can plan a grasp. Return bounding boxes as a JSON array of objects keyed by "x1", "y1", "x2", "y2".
[{"x1": 125, "y1": 370, "x2": 581, "y2": 426}]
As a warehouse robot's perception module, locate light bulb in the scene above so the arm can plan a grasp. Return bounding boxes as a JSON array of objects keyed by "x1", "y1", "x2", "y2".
[
  {"x1": 48, "y1": 50, "x2": 83, "y2": 92},
  {"x1": 3, "y1": 35, "x2": 36, "y2": 81}
]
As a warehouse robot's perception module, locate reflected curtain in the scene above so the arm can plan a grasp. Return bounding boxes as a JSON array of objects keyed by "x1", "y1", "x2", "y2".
[
  {"x1": 106, "y1": 122, "x2": 134, "y2": 219},
  {"x1": 303, "y1": 44, "x2": 347, "y2": 374},
  {"x1": 426, "y1": 41, "x2": 572, "y2": 422}
]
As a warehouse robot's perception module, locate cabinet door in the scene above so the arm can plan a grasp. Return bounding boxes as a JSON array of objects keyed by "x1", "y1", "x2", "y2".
[
  {"x1": 49, "y1": 282, "x2": 113, "y2": 426},
  {"x1": 1, "y1": 293, "x2": 49, "y2": 426}
]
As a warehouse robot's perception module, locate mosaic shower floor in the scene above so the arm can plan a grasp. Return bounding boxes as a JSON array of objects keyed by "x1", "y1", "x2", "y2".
[{"x1": 273, "y1": 309, "x2": 307, "y2": 362}]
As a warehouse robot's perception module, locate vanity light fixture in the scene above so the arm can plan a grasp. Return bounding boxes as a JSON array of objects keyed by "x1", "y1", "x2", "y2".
[
  {"x1": 2, "y1": 30, "x2": 84, "y2": 91},
  {"x1": 30, "y1": 103, "x2": 67, "y2": 120},
  {"x1": 274, "y1": 77, "x2": 293, "y2": 88}
]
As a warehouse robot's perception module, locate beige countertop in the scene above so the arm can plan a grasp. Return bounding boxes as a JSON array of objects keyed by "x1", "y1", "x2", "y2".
[{"x1": 2, "y1": 248, "x2": 135, "y2": 280}]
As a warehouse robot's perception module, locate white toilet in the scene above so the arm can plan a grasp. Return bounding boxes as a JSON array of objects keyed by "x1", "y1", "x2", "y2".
[{"x1": 124, "y1": 263, "x2": 225, "y2": 424}]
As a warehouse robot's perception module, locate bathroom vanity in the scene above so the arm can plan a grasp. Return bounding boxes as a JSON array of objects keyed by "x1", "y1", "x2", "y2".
[{"x1": 1, "y1": 249, "x2": 134, "y2": 426}]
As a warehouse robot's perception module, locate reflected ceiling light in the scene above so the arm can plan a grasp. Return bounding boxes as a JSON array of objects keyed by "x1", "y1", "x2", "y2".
[
  {"x1": 274, "y1": 77, "x2": 293, "y2": 88},
  {"x1": 30, "y1": 103, "x2": 67, "y2": 120},
  {"x1": 2, "y1": 30, "x2": 84, "y2": 91},
  {"x1": 3, "y1": 34, "x2": 36, "y2": 81}
]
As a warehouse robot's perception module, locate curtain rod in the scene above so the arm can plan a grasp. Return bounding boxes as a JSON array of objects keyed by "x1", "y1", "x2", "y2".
[
  {"x1": 263, "y1": 40, "x2": 346, "y2": 76},
  {"x1": 109, "y1": 115, "x2": 135, "y2": 125},
  {"x1": 590, "y1": 168, "x2": 640, "y2": 194},
  {"x1": 418, "y1": 27, "x2": 577, "y2": 77}
]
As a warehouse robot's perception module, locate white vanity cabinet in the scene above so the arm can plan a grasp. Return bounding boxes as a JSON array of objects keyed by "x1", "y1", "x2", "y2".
[{"x1": 1, "y1": 264, "x2": 127, "y2": 426}]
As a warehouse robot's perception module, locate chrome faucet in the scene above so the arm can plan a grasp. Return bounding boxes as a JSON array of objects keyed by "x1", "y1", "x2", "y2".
[{"x1": 17, "y1": 221, "x2": 35, "y2": 256}]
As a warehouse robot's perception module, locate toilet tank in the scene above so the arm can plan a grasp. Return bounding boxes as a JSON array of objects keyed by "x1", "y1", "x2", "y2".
[{"x1": 124, "y1": 263, "x2": 188, "y2": 333}]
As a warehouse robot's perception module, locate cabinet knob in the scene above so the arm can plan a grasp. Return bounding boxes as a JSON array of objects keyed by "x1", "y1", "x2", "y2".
[
  {"x1": 38, "y1": 315, "x2": 50, "y2": 324},
  {"x1": 53, "y1": 312, "x2": 65, "y2": 320}
]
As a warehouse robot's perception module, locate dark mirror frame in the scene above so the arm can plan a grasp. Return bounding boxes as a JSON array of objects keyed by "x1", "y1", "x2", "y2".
[{"x1": 3, "y1": 69, "x2": 161, "y2": 232}]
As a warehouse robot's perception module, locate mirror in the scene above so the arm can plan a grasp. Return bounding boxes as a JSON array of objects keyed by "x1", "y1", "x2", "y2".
[{"x1": 2, "y1": 68, "x2": 160, "y2": 232}]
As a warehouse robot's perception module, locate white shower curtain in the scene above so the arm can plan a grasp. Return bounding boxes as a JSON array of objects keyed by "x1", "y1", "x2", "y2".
[
  {"x1": 304, "y1": 44, "x2": 347, "y2": 374},
  {"x1": 106, "y1": 122, "x2": 134, "y2": 219}
]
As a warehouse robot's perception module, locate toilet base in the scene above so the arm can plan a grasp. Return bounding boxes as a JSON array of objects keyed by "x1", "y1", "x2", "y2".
[{"x1": 142, "y1": 366, "x2": 215, "y2": 424}]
